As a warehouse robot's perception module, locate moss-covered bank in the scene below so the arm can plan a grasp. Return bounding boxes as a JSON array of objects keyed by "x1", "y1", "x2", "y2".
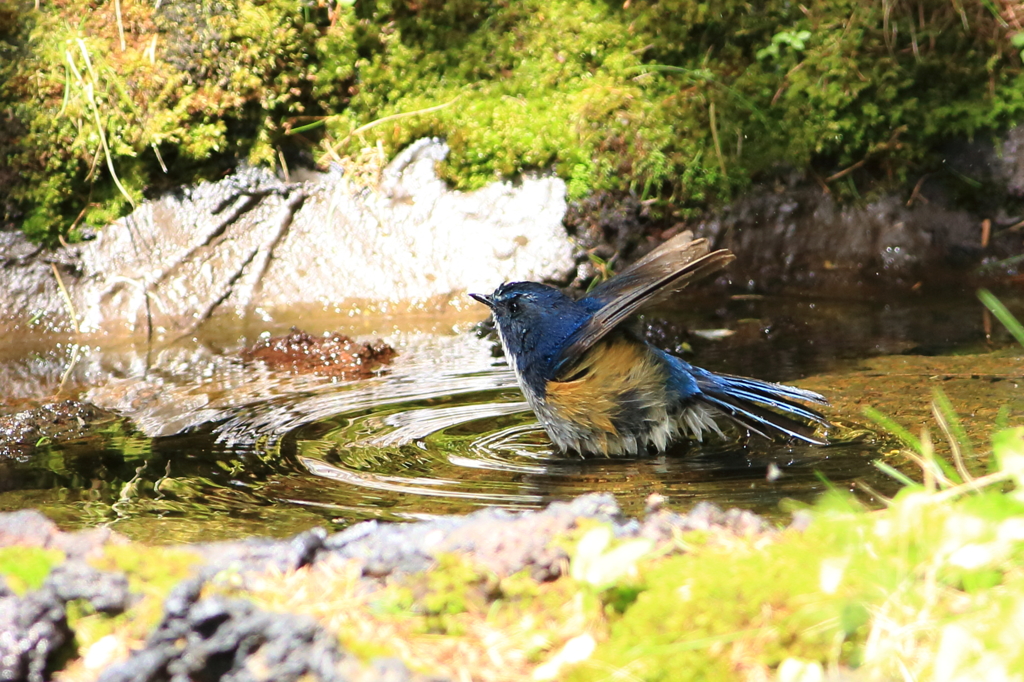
[{"x1": 3, "y1": 0, "x2": 1024, "y2": 242}]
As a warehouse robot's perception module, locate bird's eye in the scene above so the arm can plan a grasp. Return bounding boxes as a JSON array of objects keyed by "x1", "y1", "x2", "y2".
[{"x1": 507, "y1": 298, "x2": 520, "y2": 316}]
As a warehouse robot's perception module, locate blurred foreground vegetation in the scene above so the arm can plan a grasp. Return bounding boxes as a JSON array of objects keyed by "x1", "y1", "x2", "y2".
[{"x1": 3, "y1": 0, "x2": 1024, "y2": 242}]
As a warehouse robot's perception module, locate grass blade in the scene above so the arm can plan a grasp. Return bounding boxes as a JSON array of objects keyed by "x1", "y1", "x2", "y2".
[
  {"x1": 863, "y1": 406, "x2": 922, "y2": 453},
  {"x1": 873, "y1": 460, "x2": 917, "y2": 487},
  {"x1": 978, "y1": 289, "x2": 1024, "y2": 347}
]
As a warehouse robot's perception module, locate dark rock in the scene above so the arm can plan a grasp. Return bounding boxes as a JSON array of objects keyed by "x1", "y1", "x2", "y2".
[
  {"x1": 45, "y1": 560, "x2": 132, "y2": 613},
  {"x1": 97, "y1": 592, "x2": 405, "y2": 682},
  {"x1": 192, "y1": 527, "x2": 328, "y2": 578},
  {"x1": 564, "y1": 192, "x2": 647, "y2": 287},
  {"x1": 0, "y1": 587, "x2": 70, "y2": 682},
  {"x1": 321, "y1": 516, "x2": 468, "y2": 577},
  {"x1": 566, "y1": 125, "x2": 1024, "y2": 294},
  {"x1": 321, "y1": 493, "x2": 630, "y2": 580},
  {"x1": 691, "y1": 189, "x2": 990, "y2": 292},
  {"x1": 0, "y1": 521, "x2": 131, "y2": 681},
  {"x1": 0, "y1": 400, "x2": 116, "y2": 461},
  {"x1": 367, "y1": 658, "x2": 429, "y2": 682},
  {"x1": 0, "y1": 509, "x2": 62, "y2": 548},
  {"x1": 639, "y1": 500, "x2": 772, "y2": 542}
]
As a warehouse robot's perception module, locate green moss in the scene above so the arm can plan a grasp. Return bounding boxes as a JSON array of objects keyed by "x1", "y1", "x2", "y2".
[
  {"x1": 0, "y1": 546, "x2": 65, "y2": 595},
  {"x1": 77, "y1": 544, "x2": 202, "y2": 641},
  {"x1": 336, "y1": 636, "x2": 397, "y2": 664},
  {"x1": 65, "y1": 598, "x2": 126, "y2": 650},
  {"x1": 558, "y1": 463, "x2": 1024, "y2": 682},
  {"x1": 91, "y1": 544, "x2": 201, "y2": 597},
  {"x1": 3, "y1": 0, "x2": 1024, "y2": 239},
  {"x1": 0, "y1": 0, "x2": 334, "y2": 242},
  {"x1": 399, "y1": 553, "x2": 496, "y2": 634}
]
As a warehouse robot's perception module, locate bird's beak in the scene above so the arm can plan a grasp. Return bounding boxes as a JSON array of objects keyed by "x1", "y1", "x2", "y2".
[{"x1": 469, "y1": 293, "x2": 493, "y2": 308}]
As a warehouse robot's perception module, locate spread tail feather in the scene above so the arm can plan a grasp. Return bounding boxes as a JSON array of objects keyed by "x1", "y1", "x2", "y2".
[{"x1": 694, "y1": 370, "x2": 830, "y2": 445}]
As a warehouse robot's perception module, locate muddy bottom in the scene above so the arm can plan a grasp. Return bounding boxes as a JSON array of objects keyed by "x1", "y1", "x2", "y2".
[{"x1": 0, "y1": 288, "x2": 1021, "y2": 543}]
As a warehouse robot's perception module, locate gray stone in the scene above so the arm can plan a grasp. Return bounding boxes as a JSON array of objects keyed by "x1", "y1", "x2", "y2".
[{"x1": 2, "y1": 139, "x2": 573, "y2": 338}]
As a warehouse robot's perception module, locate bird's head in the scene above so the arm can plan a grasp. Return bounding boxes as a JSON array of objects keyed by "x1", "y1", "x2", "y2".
[{"x1": 470, "y1": 282, "x2": 588, "y2": 380}]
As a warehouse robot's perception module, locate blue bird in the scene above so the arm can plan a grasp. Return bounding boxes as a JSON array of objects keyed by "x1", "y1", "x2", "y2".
[{"x1": 470, "y1": 232, "x2": 830, "y2": 456}]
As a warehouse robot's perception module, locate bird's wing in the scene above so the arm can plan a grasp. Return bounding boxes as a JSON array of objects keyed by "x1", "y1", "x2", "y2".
[
  {"x1": 585, "y1": 231, "x2": 711, "y2": 306},
  {"x1": 555, "y1": 232, "x2": 735, "y2": 373}
]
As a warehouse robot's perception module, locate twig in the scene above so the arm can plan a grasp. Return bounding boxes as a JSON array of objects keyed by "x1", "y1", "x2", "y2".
[
  {"x1": 56, "y1": 343, "x2": 82, "y2": 395},
  {"x1": 828, "y1": 126, "x2": 905, "y2": 184},
  {"x1": 152, "y1": 143, "x2": 168, "y2": 173},
  {"x1": 84, "y1": 140, "x2": 103, "y2": 181},
  {"x1": 920, "y1": 427, "x2": 937, "y2": 492},
  {"x1": 709, "y1": 102, "x2": 727, "y2": 180},
  {"x1": 114, "y1": 0, "x2": 126, "y2": 51},
  {"x1": 810, "y1": 168, "x2": 831, "y2": 195},
  {"x1": 993, "y1": 216, "x2": 1024, "y2": 237},
  {"x1": 321, "y1": 135, "x2": 344, "y2": 165},
  {"x1": 69, "y1": 41, "x2": 136, "y2": 209},
  {"x1": 67, "y1": 203, "x2": 91, "y2": 233},
  {"x1": 927, "y1": 471, "x2": 1012, "y2": 504},
  {"x1": 931, "y1": 401, "x2": 976, "y2": 489},
  {"x1": 324, "y1": 97, "x2": 459, "y2": 158},
  {"x1": 825, "y1": 159, "x2": 866, "y2": 183},
  {"x1": 278, "y1": 147, "x2": 291, "y2": 183},
  {"x1": 952, "y1": 0, "x2": 969, "y2": 30},
  {"x1": 909, "y1": 16, "x2": 920, "y2": 61},
  {"x1": 144, "y1": 35, "x2": 158, "y2": 64},
  {"x1": 58, "y1": 65, "x2": 70, "y2": 116},
  {"x1": 51, "y1": 263, "x2": 80, "y2": 333},
  {"x1": 854, "y1": 480, "x2": 892, "y2": 506},
  {"x1": 906, "y1": 175, "x2": 929, "y2": 206}
]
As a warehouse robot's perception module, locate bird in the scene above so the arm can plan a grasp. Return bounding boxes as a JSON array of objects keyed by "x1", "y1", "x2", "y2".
[{"x1": 469, "y1": 231, "x2": 831, "y2": 456}]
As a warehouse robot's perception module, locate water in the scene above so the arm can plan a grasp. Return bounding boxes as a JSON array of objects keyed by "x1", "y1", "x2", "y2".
[{"x1": 0, "y1": 289, "x2": 1020, "y2": 543}]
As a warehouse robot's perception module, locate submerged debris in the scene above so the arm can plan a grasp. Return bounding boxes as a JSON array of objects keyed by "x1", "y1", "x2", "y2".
[
  {"x1": 0, "y1": 401, "x2": 115, "y2": 460},
  {"x1": 241, "y1": 329, "x2": 397, "y2": 378}
]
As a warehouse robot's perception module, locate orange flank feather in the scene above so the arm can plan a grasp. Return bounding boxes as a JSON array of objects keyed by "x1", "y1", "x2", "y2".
[{"x1": 544, "y1": 338, "x2": 668, "y2": 455}]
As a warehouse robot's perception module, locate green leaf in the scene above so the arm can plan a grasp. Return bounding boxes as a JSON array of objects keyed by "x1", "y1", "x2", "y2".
[
  {"x1": 978, "y1": 289, "x2": 1024, "y2": 347},
  {"x1": 863, "y1": 406, "x2": 923, "y2": 453},
  {"x1": 993, "y1": 427, "x2": 1024, "y2": 490},
  {"x1": 582, "y1": 539, "x2": 654, "y2": 590},
  {"x1": 839, "y1": 601, "x2": 870, "y2": 636},
  {"x1": 571, "y1": 526, "x2": 612, "y2": 583},
  {"x1": 873, "y1": 460, "x2": 918, "y2": 487},
  {"x1": 571, "y1": 526, "x2": 653, "y2": 590}
]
